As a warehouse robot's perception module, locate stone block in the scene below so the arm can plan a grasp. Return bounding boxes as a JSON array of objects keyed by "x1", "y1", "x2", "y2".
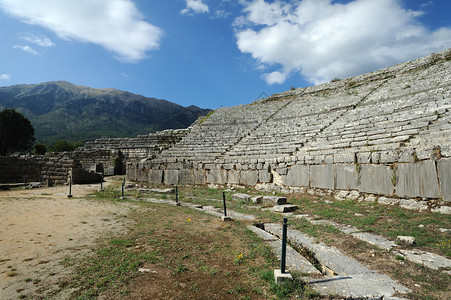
[
  {"x1": 335, "y1": 164, "x2": 358, "y2": 190},
  {"x1": 272, "y1": 204, "x2": 298, "y2": 213},
  {"x1": 397, "y1": 249, "x2": 451, "y2": 270},
  {"x1": 105, "y1": 166, "x2": 116, "y2": 176},
  {"x1": 370, "y1": 152, "x2": 381, "y2": 163},
  {"x1": 263, "y1": 196, "x2": 287, "y2": 206},
  {"x1": 347, "y1": 190, "x2": 360, "y2": 200},
  {"x1": 380, "y1": 151, "x2": 399, "y2": 163},
  {"x1": 310, "y1": 164, "x2": 334, "y2": 189},
  {"x1": 240, "y1": 170, "x2": 258, "y2": 186},
  {"x1": 335, "y1": 190, "x2": 349, "y2": 201},
  {"x1": 179, "y1": 169, "x2": 194, "y2": 185},
  {"x1": 396, "y1": 161, "x2": 441, "y2": 199},
  {"x1": 228, "y1": 170, "x2": 240, "y2": 184},
  {"x1": 333, "y1": 153, "x2": 355, "y2": 163},
  {"x1": 251, "y1": 196, "x2": 263, "y2": 204},
  {"x1": 137, "y1": 167, "x2": 148, "y2": 182},
  {"x1": 356, "y1": 152, "x2": 371, "y2": 164},
  {"x1": 207, "y1": 169, "x2": 227, "y2": 184},
  {"x1": 360, "y1": 195, "x2": 374, "y2": 202},
  {"x1": 233, "y1": 193, "x2": 251, "y2": 201},
  {"x1": 164, "y1": 169, "x2": 179, "y2": 185},
  {"x1": 358, "y1": 165, "x2": 394, "y2": 195},
  {"x1": 431, "y1": 206, "x2": 451, "y2": 214},
  {"x1": 149, "y1": 169, "x2": 163, "y2": 184},
  {"x1": 398, "y1": 199, "x2": 428, "y2": 211},
  {"x1": 438, "y1": 158, "x2": 451, "y2": 202},
  {"x1": 193, "y1": 169, "x2": 205, "y2": 185},
  {"x1": 258, "y1": 169, "x2": 272, "y2": 183},
  {"x1": 378, "y1": 197, "x2": 398, "y2": 205},
  {"x1": 286, "y1": 165, "x2": 309, "y2": 187},
  {"x1": 396, "y1": 236, "x2": 416, "y2": 246}
]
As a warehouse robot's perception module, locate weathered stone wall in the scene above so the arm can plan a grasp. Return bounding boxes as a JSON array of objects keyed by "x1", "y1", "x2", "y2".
[
  {"x1": 0, "y1": 155, "x2": 75, "y2": 185},
  {"x1": 128, "y1": 159, "x2": 451, "y2": 201},
  {"x1": 71, "y1": 148, "x2": 124, "y2": 176},
  {"x1": 74, "y1": 129, "x2": 190, "y2": 176},
  {"x1": 0, "y1": 129, "x2": 189, "y2": 185},
  {"x1": 128, "y1": 49, "x2": 451, "y2": 203}
]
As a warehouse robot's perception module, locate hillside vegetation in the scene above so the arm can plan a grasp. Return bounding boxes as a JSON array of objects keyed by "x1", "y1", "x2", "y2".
[{"x1": 0, "y1": 81, "x2": 211, "y2": 144}]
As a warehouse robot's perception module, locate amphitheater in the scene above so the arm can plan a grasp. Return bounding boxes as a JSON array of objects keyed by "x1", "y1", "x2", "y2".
[
  {"x1": 2, "y1": 49, "x2": 451, "y2": 207},
  {"x1": 1, "y1": 49, "x2": 451, "y2": 300},
  {"x1": 126, "y1": 49, "x2": 451, "y2": 206}
]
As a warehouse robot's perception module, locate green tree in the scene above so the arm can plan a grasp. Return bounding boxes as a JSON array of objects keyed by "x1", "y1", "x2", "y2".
[
  {"x1": 50, "y1": 140, "x2": 83, "y2": 152},
  {"x1": 0, "y1": 108, "x2": 35, "y2": 156},
  {"x1": 33, "y1": 143, "x2": 47, "y2": 155}
]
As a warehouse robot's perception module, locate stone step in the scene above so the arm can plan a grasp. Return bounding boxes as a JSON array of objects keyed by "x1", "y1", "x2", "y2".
[
  {"x1": 247, "y1": 225, "x2": 321, "y2": 274},
  {"x1": 262, "y1": 196, "x2": 287, "y2": 206},
  {"x1": 263, "y1": 223, "x2": 410, "y2": 298},
  {"x1": 271, "y1": 204, "x2": 299, "y2": 213}
]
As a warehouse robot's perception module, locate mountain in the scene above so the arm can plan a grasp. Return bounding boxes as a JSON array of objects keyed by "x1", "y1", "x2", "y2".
[{"x1": 0, "y1": 81, "x2": 211, "y2": 144}]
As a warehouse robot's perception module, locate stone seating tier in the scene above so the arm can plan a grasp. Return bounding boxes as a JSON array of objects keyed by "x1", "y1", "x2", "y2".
[
  {"x1": 127, "y1": 49, "x2": 451, "y2": 202},
  {"x1": 151, "y1": 50, "x2": 451, "y2": 165}
]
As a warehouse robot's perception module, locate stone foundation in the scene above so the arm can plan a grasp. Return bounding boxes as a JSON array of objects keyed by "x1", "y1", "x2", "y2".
[{"x1": 128, "y1": 158, "x2": 451, "y2": 202}]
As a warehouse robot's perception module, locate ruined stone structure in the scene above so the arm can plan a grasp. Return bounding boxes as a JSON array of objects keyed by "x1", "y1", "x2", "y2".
[
  {"x1": 0, "y1": 155, "x2": 75, "y2": 185},
  {"x1": 0, "y1": 129, "x2": 189, "y2": 185},
  {"x1": 84, "y1": 129, "x2": 189, "y2": 162},
  {"x1": 128, "y1": 49, "x2": 451, "y2": 203}
]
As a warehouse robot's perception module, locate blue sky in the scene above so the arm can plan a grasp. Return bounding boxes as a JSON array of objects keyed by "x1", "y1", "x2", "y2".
[{"x1": 1, "y1": 0, "x2": 451, "y2": 109}]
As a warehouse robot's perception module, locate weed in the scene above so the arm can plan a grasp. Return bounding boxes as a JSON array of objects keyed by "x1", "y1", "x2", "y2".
[
  {"x1": 396, "y1": 255, "x2": 406, "y2": 261},
  {"x1": 234, "y1": 253, "x2": 244, "y2": 265},
  {"x1": 173, "y1": 263, "x2": 188, "y2": 275},
  {"x1": 435, "y1": 238, "x2": 451, "y2": 257},
  {"x1": 190, "y1": 283, "x2": 199, "y2": 292},
  {"x1": 109, "y1": 239, "x2": 134, "y2": 247},
  {"x1": 391, "y1": 170, "x2": 397, "y2": 186}
]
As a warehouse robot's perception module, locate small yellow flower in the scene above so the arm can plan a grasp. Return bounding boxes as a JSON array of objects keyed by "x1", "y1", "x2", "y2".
[
  {"x1": 238, "y1": 253, "x2": 243, "y2": 259},
  {"x1": 187, "y1": 218, "x2": 191, "y2": 222}
]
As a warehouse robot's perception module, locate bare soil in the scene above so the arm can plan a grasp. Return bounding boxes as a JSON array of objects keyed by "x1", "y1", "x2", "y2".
[
  {"x1": 0, "y1": 182, "x2": 134, "y2": 300},
  {"x1": 122, "y1": 216, "x2": 269, "y2": 300}
]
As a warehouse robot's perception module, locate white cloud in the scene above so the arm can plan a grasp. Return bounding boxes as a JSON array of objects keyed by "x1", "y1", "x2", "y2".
[
  {"x1": 21, "y1": 35, "x2": 55, "y2": 47},
  {"x1": 181, "y1": 0, "x2": 209, "y2": 15},
  {"x1": 0, "y1": 74, "x2": 11, "y2": 80},
  {"x1": 263, "y1": 71, "x2": 286, "y2": 85},
  {"x1": 13, "y1": 45, "x2": 38, "y2": 55},
  {"x1": 0, "y1": 0, "x2": 163, "y2": 62},
  {"x1": 214, "y1": 9, "x2": 231, "y2": 19},
  {"x1": 235, "y1": 0, "x2": 451, "y2": 85}
]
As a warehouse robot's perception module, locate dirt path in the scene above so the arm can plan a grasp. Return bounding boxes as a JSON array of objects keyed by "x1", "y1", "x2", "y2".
[{"x1": 0, "y1": 182, "x2": 135, "y2": 299}]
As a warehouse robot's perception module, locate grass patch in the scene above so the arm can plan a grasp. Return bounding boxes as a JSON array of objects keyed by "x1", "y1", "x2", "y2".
[
  {"x1": 59, "y1": 181, "x2": 450, "y2": 299},
  {"x1": 61, "y1": 190, "x2": 288, "y2": 299},
  {"x1": 289, "y1": 195, "x2": 451, "y2": 257}
]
